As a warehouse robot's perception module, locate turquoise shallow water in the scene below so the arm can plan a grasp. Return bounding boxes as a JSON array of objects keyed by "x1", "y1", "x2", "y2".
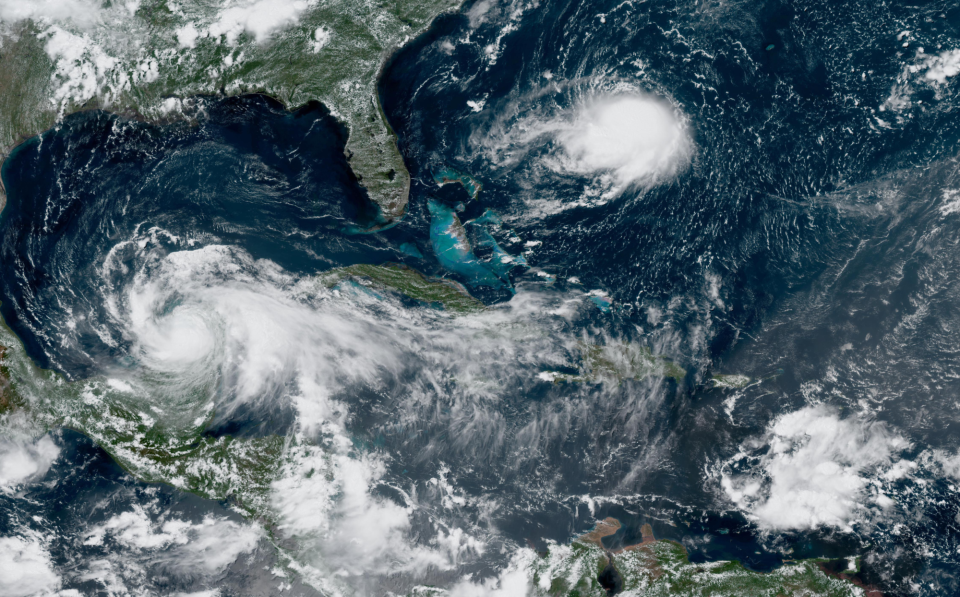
[
  {"x1": 427, "y1": 198, "x2": 520, "y2": 289},
  {"x1": 378, "y1": 0, "x2": 960, "y2": 591},
  {"x1": 5, "y1": 0, "x2": 960, "y2": 593}
]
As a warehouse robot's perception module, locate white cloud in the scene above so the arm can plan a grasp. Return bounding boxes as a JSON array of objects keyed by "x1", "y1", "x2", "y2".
[
  {"x1": 208, "y1": 0, "x2": 311, "y2": 45},
  {"x1": 934, "y1": 449, "x2": 960, "y2": 479},
  {"x1": 310, "y1": 26, "x2": 330, "y2": 53},
  {"x1": 447, "y1": 549, "x2": 535, "y2": 597},
  {"x1": 271, "y1": 443, "x2": 483, "y2": 591},
  {"x1": 940, "y1": 189, "x2": 960, "y2": 216},
  {"x1": 0, "y1": 435, "x2": 60, "y2": 491},
  {"x1": 86, "y1": 233, "x2": 660, "y2": 592},
  {"x1": 473, "y1": 86, "x2": 693, "y2": 210},
  {"x1": 43, "y1": 25, "x2": 124, "y2": 110},
  {"x1": 85, "y1": 507, "x2": 165, "y2": 549},
  {"x1": 84, "y1": 506, "x2": 261, "y2": 576},
  {"x1": 920, "y1": 49, "x2": 960, "y2": 84},
  {"x1": 555, "y1": 95, "x2": 692, "y2": 190},
  {"x1": 0, "y1": 0, "x2": 102, "y2": 27},
  {"x1": 175, "y1": 22, "x2": 199, "y2": 49},
  {"x1": 721, "y1": 405, "x2": 909, "y2": 531},
  {"x1": 0, "y1": 533, "x2": 61, "y2": 597},
  {"x1": 880, "y1": 48, "x2": 960, "y2": 114},
  {"x1": 4, "y1": 0, "x2": 312, "y2": 114},
  {"x1": 164, "y1": 518, "x2": 260, "y2": 576},
  {"x1": 465, "y1": 0, "x2": 495, "y2": 27},
  {"x1": 75, "y1": 559, "x2": 129, "y2": 596}
]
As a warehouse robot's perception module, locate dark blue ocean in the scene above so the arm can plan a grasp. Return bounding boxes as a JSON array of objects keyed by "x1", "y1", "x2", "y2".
[{"x1": 4, "y1": 0, "x2": 960, "y2": 595}]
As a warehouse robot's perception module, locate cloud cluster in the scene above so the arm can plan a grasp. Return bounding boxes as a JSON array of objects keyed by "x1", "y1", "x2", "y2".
[
  {"x1": 446, "y1": 549, "x2": 536, "y2": 597},
  {"x1": 208, "y1": 0, "x2": 312, "y2": 45},
  {"x1": 0, "y1": 532, "x2": 61, "y2": 597},
  {"x1": 0, "y1": 0, "x2": 103, "y2": 27},
  {"x1": 83, "y1": 506, "x2": 261, "y2": 581},
  {"x1": 94, "y1": 238, "x2": 543, "y2": 590},
  {"x1": 473, "y1": 86, "x2": 693, "y2": 210},
  {"x1": 721, "y1": 405, "x2": 909, "y2": 531},
  {"x1": 555, "y1": 95, "x2": 692, "y2": 190},
  {"x1": 918, "y1": 48, "x2": 960, "y2": 84},
  {"x1": 0, "y1": 435, "x2": 60, "y2": 492},
  {"x1": 1, "y1": 0, "x2": 317, "y2": 116}
]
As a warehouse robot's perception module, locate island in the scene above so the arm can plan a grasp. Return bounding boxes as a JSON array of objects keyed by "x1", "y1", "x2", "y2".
[
  {"x1": 526, "y1": 517, "x2": 874, "y2": 597},
  {"x1": 540, "y1": 341, "x2": 686, "y2": 385},
  {"x1": 317, "y1": 262, "x2": 485, "y2": 313}
]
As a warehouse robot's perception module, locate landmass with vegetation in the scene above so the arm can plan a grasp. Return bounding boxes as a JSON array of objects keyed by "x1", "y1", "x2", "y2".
[
  {"x1": 0, "y1": 0, "x2": 466, "y2": 223},
  {"x1": 525, "y1": 518, "x2": 871, "y2": 597},
  {"x1": 541, "y1": 342, "x2": 686, "y2": 385}
]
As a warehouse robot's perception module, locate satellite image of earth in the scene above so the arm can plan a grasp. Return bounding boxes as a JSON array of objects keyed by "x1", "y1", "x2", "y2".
[{"x1": 1, "y1": 0, "x2": 960, "y2": 595}]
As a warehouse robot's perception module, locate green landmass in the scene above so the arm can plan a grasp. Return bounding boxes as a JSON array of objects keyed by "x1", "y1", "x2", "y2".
[
  {"x1": 711, "y1": 373, "x2": 752, "y2": 389},
  {"x1": 317, "y1": 262, "x2": 485, "y2": 313},
  {"x1": 0, "y1": 306, "x2": 364, "y2": 590},
  {"x1": 526, "y1": 518, "x2": 868, "y2": 597},
  {"x1": 0, "y1": 345, "x2": 26, "y2": 414},
  {"x1": 0, "y1": 261, "x2": 482, "y2": 520},
  {"x1": 0, "y1": 288, "x2": 867, "y2": 597},
  {"x1": 0, "y1": 296, "x2": 386, "y2": 592},
  {"x1": 0, "y1": 312, "x2": 288, "y2": 519},
  {"x1": 542, "y1": 342, "x2": 686, "y2": 384},
  {"x1": 0, "y1": 6, "x2": 857, "y2": 596},
  {"x1": 0, "y1": 0, "x2": 465, "y2": 222}
]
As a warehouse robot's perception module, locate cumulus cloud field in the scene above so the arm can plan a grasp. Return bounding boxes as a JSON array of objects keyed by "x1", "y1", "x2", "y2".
[
  {"x1": 0, "y1": 0, "x2": 320, "y2": 117},
  {"x1": 0, "y1": 532, "x2": 62, "y2": 597},
  {"x1": 720, "y1": 405, "x2": 911, "y2": 532}
]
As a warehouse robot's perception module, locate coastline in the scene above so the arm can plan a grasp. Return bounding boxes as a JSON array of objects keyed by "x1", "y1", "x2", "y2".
[
  {"x1": 537, "y1": 516, "x2": 877, "y2": 596},
  {"x1": 0, "y1": 0, "x2": 471, "y2": 228}
]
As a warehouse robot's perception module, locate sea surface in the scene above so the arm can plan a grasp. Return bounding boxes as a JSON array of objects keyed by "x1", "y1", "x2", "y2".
[{"x1": 3, "y1": 0, "x2": 960, "y2": 594}]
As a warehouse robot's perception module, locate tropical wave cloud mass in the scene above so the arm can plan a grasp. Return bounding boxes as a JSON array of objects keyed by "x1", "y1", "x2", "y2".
[{"x1": 555, "y1": 94, "x2": 692, "y2": 190}]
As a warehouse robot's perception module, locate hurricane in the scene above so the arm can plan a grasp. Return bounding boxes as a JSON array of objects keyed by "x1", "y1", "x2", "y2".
[{"x1": 2, "y1": 0, "x2": 960, "y2": 595}]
